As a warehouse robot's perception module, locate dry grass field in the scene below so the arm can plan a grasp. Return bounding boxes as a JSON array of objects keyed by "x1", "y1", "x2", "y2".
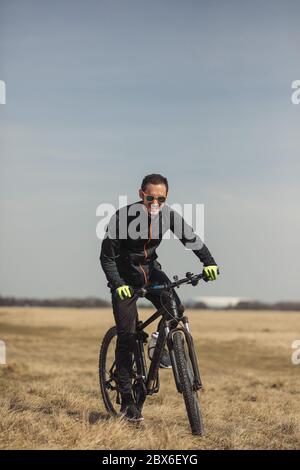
[{"x1": 0, "y1": 307, "x2": 299, "y2": 450}]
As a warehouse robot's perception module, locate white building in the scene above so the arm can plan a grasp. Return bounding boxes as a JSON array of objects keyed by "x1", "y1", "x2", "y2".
[{"x1": 189, "y1": 296, "x2": 248, "y2": 309}]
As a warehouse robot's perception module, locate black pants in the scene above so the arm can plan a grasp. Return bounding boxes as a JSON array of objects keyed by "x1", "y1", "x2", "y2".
[{"x1": 111, "y1": 266, "x2": 184, "y2": 397}]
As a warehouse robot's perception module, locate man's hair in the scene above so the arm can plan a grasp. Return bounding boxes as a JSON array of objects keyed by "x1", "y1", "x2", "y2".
[{"x1": 141, "y1": 173, "x2": 169, "y2": 193}]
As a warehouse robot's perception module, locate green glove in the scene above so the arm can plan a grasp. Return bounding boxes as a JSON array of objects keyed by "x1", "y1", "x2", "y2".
[
  {"x1": 203, "y1": 265, "x2": 219, "y2": 281},
  {"x1": 116, "y1": 285, "x2": 132, "y2": 300}
]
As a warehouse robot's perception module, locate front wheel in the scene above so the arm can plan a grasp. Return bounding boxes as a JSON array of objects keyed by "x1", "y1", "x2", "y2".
[{"x1": 172, "y1": 331, "x2": 205, "y2": 436}]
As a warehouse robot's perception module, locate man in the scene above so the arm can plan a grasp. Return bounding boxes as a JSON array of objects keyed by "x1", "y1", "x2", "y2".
[{"x1": 100, "y1": 173, "x2": 219, "y2": 422}]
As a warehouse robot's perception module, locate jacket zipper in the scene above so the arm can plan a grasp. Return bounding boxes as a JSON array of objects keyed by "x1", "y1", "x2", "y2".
[
  {"x1": 140, "y1": 220, "x2": 152, "y2": 284},
  {"x1": 139, "y1": 263, "x2": 148, "y2": 284}
]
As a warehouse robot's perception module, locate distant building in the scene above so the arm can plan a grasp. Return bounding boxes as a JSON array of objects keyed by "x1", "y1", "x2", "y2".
[
  {"x1": 137, "y1": 296, "x2": 253, "y2": 309},
  {"x1": 188, "y1": 296, "x2": 249, "y2": 309}
]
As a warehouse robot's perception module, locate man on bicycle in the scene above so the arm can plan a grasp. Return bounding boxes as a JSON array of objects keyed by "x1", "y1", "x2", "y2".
[{"x1": 100, "y1": 173, "x2": 219, "y2": 421}]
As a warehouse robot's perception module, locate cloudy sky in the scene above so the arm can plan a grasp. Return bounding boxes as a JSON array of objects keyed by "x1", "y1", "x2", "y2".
[{"x1": 0, "y1": 0, "x2": 299, "y2": 302}]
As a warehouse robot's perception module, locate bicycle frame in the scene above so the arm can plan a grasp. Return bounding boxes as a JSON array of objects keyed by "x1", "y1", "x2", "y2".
[
  {"x1": 134, "y1": 287, "x2": 203, "y2": 402},
  {"x1": 100, "y1": 269, "x2": 210, "y2": 435}
]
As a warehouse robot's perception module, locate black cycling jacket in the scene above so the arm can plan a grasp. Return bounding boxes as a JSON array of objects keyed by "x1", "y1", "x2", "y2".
[{"x1": 100, "y1": 200, "x2": 217, "y2": 290}]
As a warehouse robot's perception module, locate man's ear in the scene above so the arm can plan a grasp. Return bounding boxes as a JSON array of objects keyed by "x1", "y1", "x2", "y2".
[{"x1": 139, "y1": 188, "x2": 144, "y2": 200}]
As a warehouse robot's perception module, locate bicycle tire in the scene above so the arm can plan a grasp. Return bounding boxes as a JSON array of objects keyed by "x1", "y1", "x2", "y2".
[
  {"x1": 173, "y1": 331, "x2": 205, "y2": 436},
  {"x1": 99, "y1": 326, "x2": 119, "y2": 416}
]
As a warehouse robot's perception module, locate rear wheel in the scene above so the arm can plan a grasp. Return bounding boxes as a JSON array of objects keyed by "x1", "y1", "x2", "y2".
[
  {"x1": 99, "y1": 326, "x2": 146, "y2": 415},
  {"x1": 99, "y1": 326, "x2": 119, "y2": 415},
  {"x1": 173, "y1": 331, "x2": 204, "y2": 435}
]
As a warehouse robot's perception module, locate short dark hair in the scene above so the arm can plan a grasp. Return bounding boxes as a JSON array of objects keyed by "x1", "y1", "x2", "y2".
[{"x1": 141, "y1": 173, "x2": 169, "y2": 193}]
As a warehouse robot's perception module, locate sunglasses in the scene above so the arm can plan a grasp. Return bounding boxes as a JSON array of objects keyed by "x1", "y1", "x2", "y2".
[{"x1": 143, "y1": 193, "x2": 166, "y2": 204}]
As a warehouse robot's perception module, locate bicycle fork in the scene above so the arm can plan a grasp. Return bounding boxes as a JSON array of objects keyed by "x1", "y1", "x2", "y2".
[{"x1": 166, "y1": 316, "x2": 203, "y2": 393}]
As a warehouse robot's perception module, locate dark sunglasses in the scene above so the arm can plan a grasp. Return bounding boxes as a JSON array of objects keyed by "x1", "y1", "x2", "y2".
[{"x1": 144, "y1": 194, "x2": 166, "y2": 203}]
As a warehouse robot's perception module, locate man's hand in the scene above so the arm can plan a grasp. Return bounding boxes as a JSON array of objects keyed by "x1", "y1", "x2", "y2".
[
  {"x1": 203, "y1": 265, "x2": 219, "y2": 281},
  {"x1": 116, "y1": 285, "x2": 133, "y2": 300}
]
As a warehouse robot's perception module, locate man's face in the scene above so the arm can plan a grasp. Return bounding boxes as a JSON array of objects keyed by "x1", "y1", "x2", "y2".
[{"x1": 139, "y1": 183, "x2": 168, "y2": 215}]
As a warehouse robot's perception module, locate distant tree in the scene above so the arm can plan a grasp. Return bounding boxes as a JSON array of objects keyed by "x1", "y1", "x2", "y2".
[
  {"x1": 234, "y1": 301, "x2": 272, "y2": 310},
  {"x1": 272, "y1": 302, "x2": 300, "y2": 311},
  {"x1": 0, "y1": 296, "x2": 109, "y2": 308}
]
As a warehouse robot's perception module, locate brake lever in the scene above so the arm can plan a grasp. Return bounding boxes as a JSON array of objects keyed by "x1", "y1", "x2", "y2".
[
  {"x1": 132, "y1": 287, "x2": 146, "y2": 297},
  {"x1": 137, "y1": 287, "x2": 147, "y2": 297}
]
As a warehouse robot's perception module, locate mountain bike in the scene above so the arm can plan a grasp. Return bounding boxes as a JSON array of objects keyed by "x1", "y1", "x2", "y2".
[{"x1": 99, "y1": 271, "x2": 207, "y2": 435}]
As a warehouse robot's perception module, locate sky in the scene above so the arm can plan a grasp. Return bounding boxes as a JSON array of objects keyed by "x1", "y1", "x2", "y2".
[{"x1": 0, "y1": 0, "x2": 299, "y2": 302}]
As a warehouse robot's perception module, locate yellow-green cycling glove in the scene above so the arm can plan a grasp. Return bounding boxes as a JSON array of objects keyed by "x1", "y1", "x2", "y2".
[
  {"x1": 116, "y1": 285, "x2": 133, "y2": 300},
  {"x1": 203, "y1": 265, "x2": 219, "y2": 281}
]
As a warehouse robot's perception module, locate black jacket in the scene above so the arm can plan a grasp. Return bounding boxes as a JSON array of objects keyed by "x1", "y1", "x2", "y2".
[{"x1": 100, "y1": 200, "x2": 217, "y2": 290}]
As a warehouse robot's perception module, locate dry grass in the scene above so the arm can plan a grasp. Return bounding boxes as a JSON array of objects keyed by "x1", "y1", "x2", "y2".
[{"x1": 0, "y1": 307, "x2": 299, "y2": 450}]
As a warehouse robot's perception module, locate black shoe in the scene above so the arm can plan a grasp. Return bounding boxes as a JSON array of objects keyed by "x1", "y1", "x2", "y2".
[
  {"x1": 119, "y1": 403, "x2": 144, "y2": 422},
  {"x1": 159, "y1": 349, "x2": 172, "y2": 369}
]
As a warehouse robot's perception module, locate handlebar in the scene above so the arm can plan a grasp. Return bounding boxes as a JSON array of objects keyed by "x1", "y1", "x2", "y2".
[{"x1": 133, "y1": 272, "x2": 206, "y2": 298}]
